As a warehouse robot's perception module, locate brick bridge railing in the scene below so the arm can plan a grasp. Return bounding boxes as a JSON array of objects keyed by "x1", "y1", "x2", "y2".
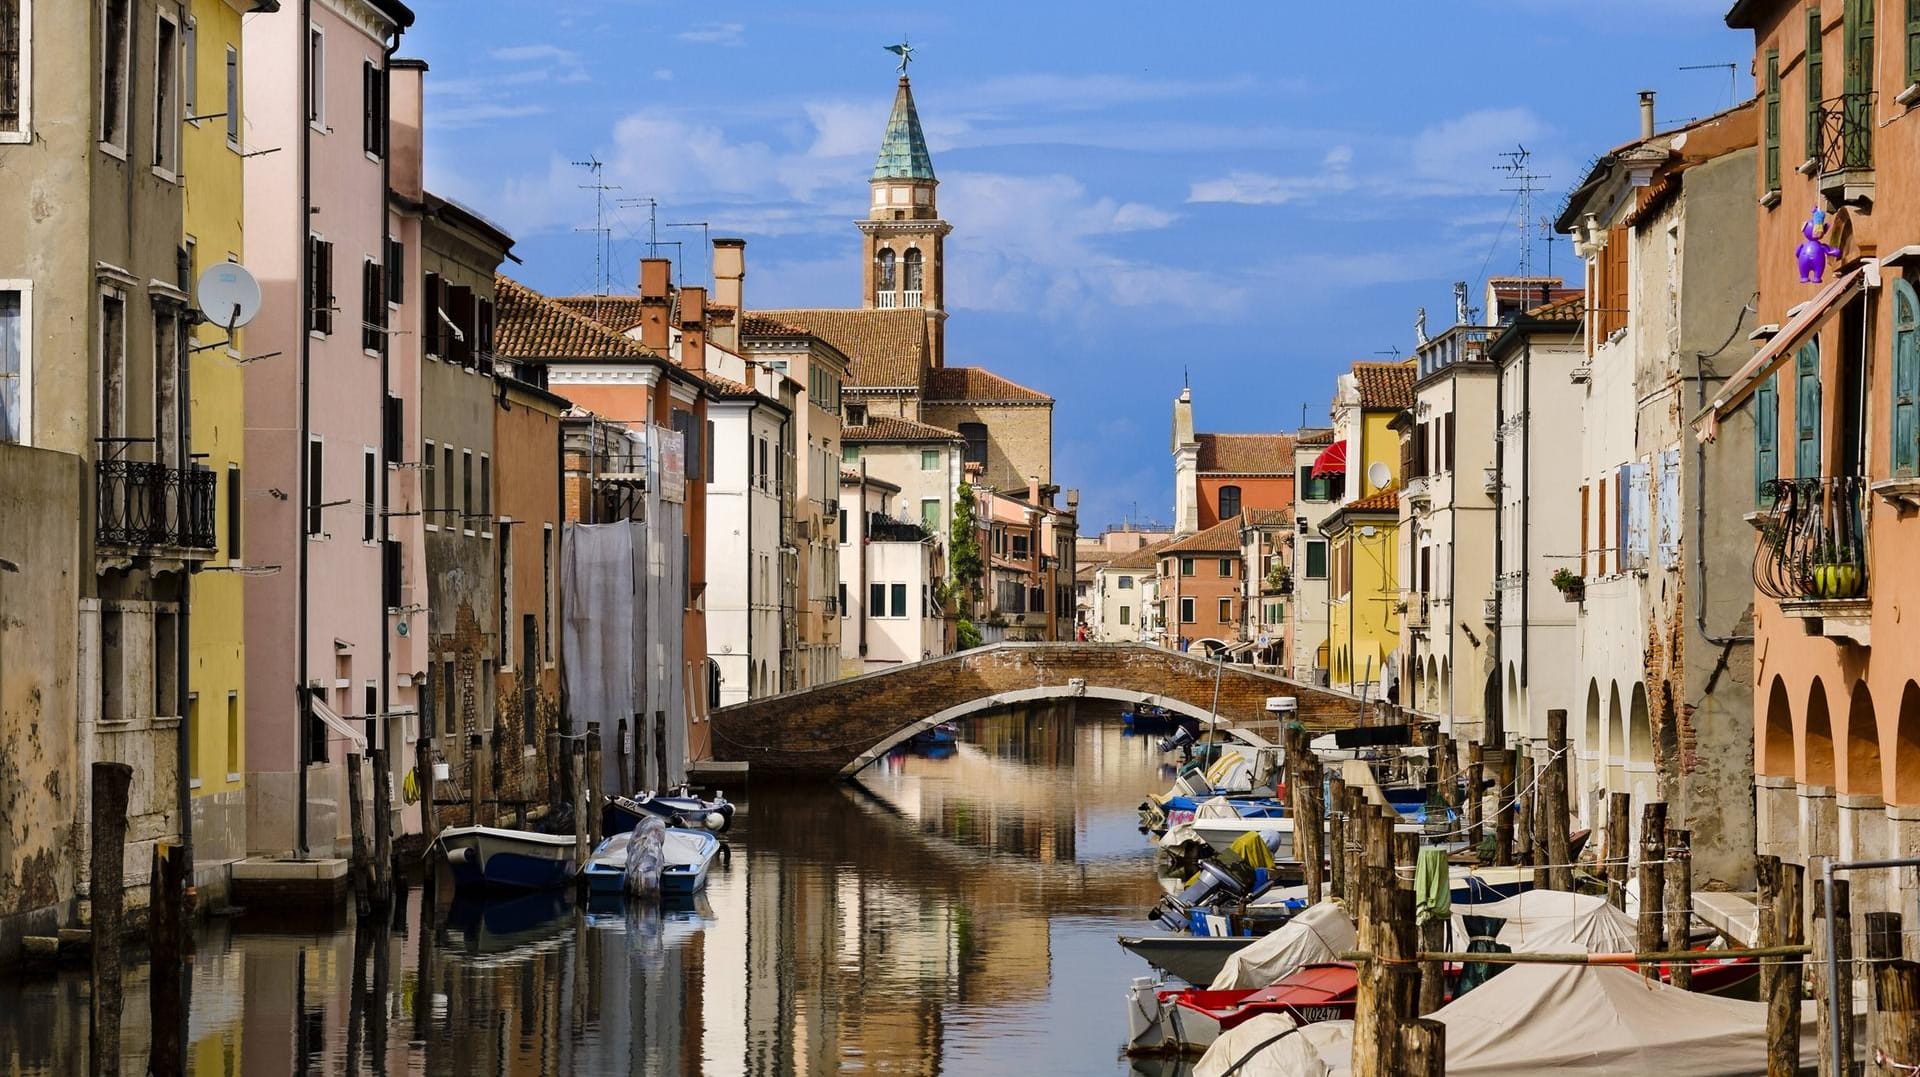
[{"x1": 709, "y1": 642, "x2": 1370, "y2": 777}]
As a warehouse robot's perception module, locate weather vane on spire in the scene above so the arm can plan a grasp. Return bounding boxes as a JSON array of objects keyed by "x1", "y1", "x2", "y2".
[{"x1": 883, "y1": 38, "x2": 914, "y2": 74}]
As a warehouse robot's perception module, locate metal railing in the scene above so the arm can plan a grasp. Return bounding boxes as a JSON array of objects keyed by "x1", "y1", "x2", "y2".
[
  {"x1": 96, "y1": 460, "x2": 217, "y2": 550},
  {"x1": 1753, "y1": 476, "x2": 1869, "y2": 602},
  {"x1": 1817, "y1": 91, "x2": 1874, "y2": 174},
  {"x1": 867, "y1": 513, "x2": 931, "y2": 543}
]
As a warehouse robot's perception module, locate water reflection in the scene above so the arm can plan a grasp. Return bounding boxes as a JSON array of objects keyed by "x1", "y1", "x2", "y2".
[{"x1": 0, "y1": 702, "x2": 1181, "y2": 1075}]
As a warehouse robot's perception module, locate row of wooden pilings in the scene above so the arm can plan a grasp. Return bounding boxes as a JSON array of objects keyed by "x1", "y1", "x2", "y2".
[{"x1": 1278, "y1": 710, "x2": 1920, "y2": 1076}]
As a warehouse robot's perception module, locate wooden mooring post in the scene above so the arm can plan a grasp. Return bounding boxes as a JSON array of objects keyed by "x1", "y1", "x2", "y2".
[
  {"x1": 1757, "y1": 855, "x2": 1781, "y2": 1001},
  {"x1": 372, "y1": 744, "x2": 393, "y2": 908},
  {"x1": 147, "y1": 843, "x2": 186, "y2": 1077},
  {"x1": 1606, "y1": 791, "x2": 1631, "y2": 909},
  {"x1": 89, "y1": 761, "x2": 133, "y2": 1077},
  {"x1": 1515, "y1": 753, "x2": 1536, "y2": 879},
  {"x1": 1636, "y1": 802, "x2": 1667, "y2": 984},
  {"x1": 571, "y1": 738, "x2": 589, "y2": 882},
  {"x1": 1492, "y1": 751, "x2": 1515, "y2": 866},
  {"x1": 346, "y1": 751, "x2": 372, "y2": 915},
  {"x1": 467, "y1": 732, "x2": 484, "y2": 826},
  {"x1": 416, "y1": 733, "x2": 437, "y2": 838},
  {"x1": 1293, "y1": 744, "x2": 1324, "y2": 904},
  {"x1": 586, "y1": 722, "x2": 604, "y2": 847},
  {"x1": 1543, "y1": 710, "x2": 1572, "y2": 891},
  {"x1": 1352, "y1": 828, "x2": 1417, "y2": 1077},
  {"x1": 1401, "y1": 1018, "x2": 1446, "y2": 1077},
  {"x1": 1767, "y1": 861, "x2": 1804, "y2": 1075},
  {"x1": 1813, "y1": 878, "x2": 1852, "y2": 1077},
  {"x1": 1663, "y1": 828, "x2": 1692, "y2": 992},
  {"x1": 1327, "y1": 774, "x2": 1348, "y2": 905},
  {"x1": 1867, "y1": 911, "x2": 1920, "y2": 1071},
  {"x1": 1464, "y1": 741, "x2": 1484, "y2": 853}
]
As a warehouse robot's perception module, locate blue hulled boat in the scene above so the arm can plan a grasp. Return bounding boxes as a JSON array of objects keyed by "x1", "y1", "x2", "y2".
[{"x1": 436, "y1": 825, "x2": 580, "y2": 892}]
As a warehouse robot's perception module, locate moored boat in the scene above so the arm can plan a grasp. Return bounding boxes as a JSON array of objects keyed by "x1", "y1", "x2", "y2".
[
  {"x1": 604, "y1": 789, "x2": 735, "y2": 835},
  {"x1": 436, "y1": 825, "x2": 580, "y2": 892},
  {"x1": 1126, "y1": 962, "x2": 1359, "y2": 1056},
  {"x1": 583, "y1": 827, "x2": 723, "y2": 897}
]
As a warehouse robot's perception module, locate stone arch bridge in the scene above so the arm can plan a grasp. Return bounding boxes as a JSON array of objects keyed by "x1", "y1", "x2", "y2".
[{"x1": 709, "y1": 642, "x2": 1369, "y2": 777}]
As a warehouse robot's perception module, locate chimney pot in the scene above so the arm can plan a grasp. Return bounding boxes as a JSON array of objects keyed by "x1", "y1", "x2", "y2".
[
  {"x1": 1638, "y1": 90, "x2": 1656, "y2": 140},
  {"x1": 1028, "y1": 475, "x2": 1041, "y2": 506}
]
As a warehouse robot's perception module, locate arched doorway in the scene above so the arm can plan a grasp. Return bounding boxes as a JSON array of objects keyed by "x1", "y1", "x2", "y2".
[
  {"x1": 1628, "y1": 683, "x2": 1653, "y2": 804},
  {"x1": 1760, "y1": 676, "x2": 1794, "y2": 777},
  {"x1": 1803, "y1": 677, "x2": 1836, "y2": 787},
  {"x1": 1438, "y1": 658, "x2": 1451, "y2": 722},
  {"x1": 1607, "y1": 683, "x2": 1626, "y2": 792},
  {"x1": 1845, "y1": 680, "x2": 1883, "y2": 798},
  {"x1": 1896, "y1": 682, "x2": 1920, "y2": 805},
  {"x1": 1505, "y1": 666, "x2": 1521, "y2": 744},
  {"x1": 1583, "y1": 680, "x2": 1603, "y2": 805}
]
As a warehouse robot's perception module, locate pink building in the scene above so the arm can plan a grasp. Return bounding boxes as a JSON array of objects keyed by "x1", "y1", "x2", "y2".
[{"x1": 242, "y1": 0, "x2": 413, "y2": 858}]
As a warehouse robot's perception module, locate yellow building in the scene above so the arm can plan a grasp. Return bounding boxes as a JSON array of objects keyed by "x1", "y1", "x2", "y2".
[
  {"x1": 1319, "y1": 361, "x2": 1413, "y2": 694},
  {"x1": 183, "y1": 0, "x2": 260, "y2": 867}
]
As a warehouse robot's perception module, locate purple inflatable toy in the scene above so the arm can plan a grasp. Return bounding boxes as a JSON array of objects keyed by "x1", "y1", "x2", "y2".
[{"x1": 1796, "y1": 207, "x2": 1840, "y2": 284}]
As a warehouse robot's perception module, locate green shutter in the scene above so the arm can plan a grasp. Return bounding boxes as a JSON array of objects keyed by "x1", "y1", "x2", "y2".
[
  {"x1": 1909, "y1": 0, "x2": 1920, "y2": 85},
  {"x1": 1765, "y1": 49, "x2": 1782, "y2": 192},
  {"x1": 1807, "y1": 6, "x2": 1824, "y2": 161},
  {"x1": 1795, "y1": 341, "x2": 1823, "y2": 479},
  {"x1": 1755, "y1": 375, "x2": 1779, "y2": 504},
  {"x1": 1844, "y1": 0, "x2": 1876, "y2": 168},
  {"x1": 1894, "y1": 279, "x2": 1920, "y2": 478}
]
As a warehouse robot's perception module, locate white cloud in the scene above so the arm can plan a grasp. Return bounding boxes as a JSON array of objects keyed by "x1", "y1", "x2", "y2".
[
  {"x1": 1411, "y1": 107, "x2": 1548, "y2": 184},
  {"x1": 485, "y1": 43, "x2": 590, "y2": 84},
  {"x1": 432, "y1": 102, "x2": 549, "y2": 131},
  {"x1": 1187, "y1": 144, "x2": 1356, "y2": 206},
  {"x1": 678, "y1": 22, "x2": 744, "y2": 46},
  {"x1": 652, "y1": 69, "x2": 674, "y2": 82}
]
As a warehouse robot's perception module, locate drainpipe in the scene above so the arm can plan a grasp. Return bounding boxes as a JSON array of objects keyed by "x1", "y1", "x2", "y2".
[
  {"x1": 1519, "y1": 336, "x2": 1532, "y2": 744},
  {"x1": 295, "y1": 0, "x2": 314, "y2": 858},
  {"x1": 1491, "y1": 349, "x2": 1506, "y2": 748},
  {"x1": 857, "y1": 459, "x2": 869, "y2": 658},
  {"x1": 377, "y1": 19, "x2": 402, "y2": 841}
]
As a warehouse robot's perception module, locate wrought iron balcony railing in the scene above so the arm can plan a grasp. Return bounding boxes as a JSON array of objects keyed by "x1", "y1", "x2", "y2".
[
  {"x1": 867, "y1": 513, "x2": 932, "y2": 543},
  {"x1": 96, "y1": 460, "x2": 217, "y2": 550},
  {"x1": 1817, "y1": 91, "x2": 1874, "y2": 175},
  {"x1": 1753, "y1": 476, "x2": 1869, "y2": 603}
]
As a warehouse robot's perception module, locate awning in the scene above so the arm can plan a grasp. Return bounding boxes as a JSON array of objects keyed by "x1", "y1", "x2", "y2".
[
  {"x1": 308, "y1": 694, "x2": 369, "y2": 754},
  {"x1": 1694, "y1": 266, "x2": 1866, "y2": 439},
  {"x1": 1309, "y1": 438, "x2": 1348, "y2": 478}
]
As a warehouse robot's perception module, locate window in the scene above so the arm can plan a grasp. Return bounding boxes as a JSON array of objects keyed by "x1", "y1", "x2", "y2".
[
  {"x1": 1218, "y1": 558, "x2": 1234, "y2": 577},
  {"x1": 1118, "y1": 575, "x2": 1133, "y2": 590},
  {"x1": 1807, "y1": 5, "x2": 1824, "y2": 162},
  {"x1": 869, "y1": 582, "x2": 885, "y2": 616},
  {"x1": 757, "y1": 438, "x2": 769, "y2": 489},
  {"x1": 1030, "y1": 586, "x2": 1045, "y2": 613},
  {"x1": 499, "y1": 523, "x2": 513, "y2": 665},
  {"x1": 306, "y1": 24, "x2": 324, "y2": 128},
  {"x1": 361, "y1": 60, "x2": 383, "y2": 157},
  {"x1": 1795, "y1": 341, "x2": 1821, "y2": 478},
  {"x1": 306, "y1": 236, "x2": 334, "y2": 335},
  {"x1": 1180, "y1": 557, "x2": 1195, "y2": 576},
  {"x1": 876, "y1": 248, "x2": 895, "y2": 292},
  {"x1": 921, "y1": 448, "x2": 939, "y2": 471},
  {"x1": 542, "y1": 525, "x2": 554, "y2": 662},
  {"x1": 1754, "y1": 376, "x2": 1780, "y2": 502},
  {"x1": 153, "y1": 307, "x2": 181, "y2": 465},
  {"x1": 361, "y1": 448, "x2": 376, "y2": 543},
  {"x1": 385, "y1": 239, "x2": 404, "y2": 304},
  {"x1": 920, "y1": 497, "x2": 940, "y2": 530},
  {"x1": 462, "y1": 449, "x2": 473, "y2": 532},
  {"x1": 838, "y1": 506, "x2": 848, "y2": 544},
  {"x1": 224, "y1": 45, "x2": 238, "y2": 145},
  {"x1": 1305, "y1": 539, "x2": 1328, "y2": 579},
  {"x1": 1, "y1": 0, "x2": 30, "y2": 139},
  {"x1": 1012, "y1": 533, "x2": 1030, "y2": 559},
  {"x1": 844, "y1": 403, "x2": 867, "y2": 426},
  {"x1": 1217, "y1": 485, "x2": 1241, "y2": 520},
  {"x1": 306, "y1": 438, "x2": 324, "y2": 535},
  {"x1": 100, "y1": 0, "x2": 130, "y2": 151},
  {"x1": 0, "y1": 284, "x2": 27, "y2": 444},
  {"x1": 1119, "y1": 605, "x2": 1131, "y2": 625},
  {"x1": 442, "y1": 661, "x2": 456, "y2": 734},
  {"x1": 1895, "y1": 280, "x2": 1920, "y2": 478},
  {"x1": 838, "y1": 582, "x2": 847, "y2": 615},
  {"x1": 1908, "y1": 0, "x2": 1920, "y2": 85},
  {"x1": 890, "y1": 583, "x2": 907, "y2": 618},
  {"x1": 1180, "y1": 597, "x2": 1196, "y2": 624},
  {"x1": 479, "y1": 454, "x2": 492, "y2": 534},
  {"x1": 225, "y1": 463, "x2": 241, "y2": 563},
  {"x1": 1842, "y1": 0, "x2": 1876, "y2": 168},
  {"x1": 1764, "y1": 48, "x2": 1781, "y2": 194},
  {"x1": 706, "y1": 420, "x2": 715, "y2": 481},
  {"x1": 903, "y1": 248, "x2": 923, "y2": 293},
  {"x1": 959, "y1": 422, "x2": 987, "y2": 466},
  {"x1": 225, "y1": 692, "x2": 239, "y2": 777},
  {"x1": 99, "y1": 288, "x2": 126, "y2": 442},
  {"x1": 1219, "y1": 597, "x2": 1232, "y2": 623},
  {"x1": 362, "y1": 260, "x2": 386, "y2": 354},
  {"x1": 841, "y1": 443, "x2": 860, "y2": 464},
  {"x1": 153, "y1": 11, "x2": 179, "y2": 174}
]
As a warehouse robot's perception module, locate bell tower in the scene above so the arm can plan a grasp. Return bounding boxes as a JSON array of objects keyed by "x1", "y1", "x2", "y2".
[{"x1": 859, "y1": 72, "x2": 952, "y2": 366}]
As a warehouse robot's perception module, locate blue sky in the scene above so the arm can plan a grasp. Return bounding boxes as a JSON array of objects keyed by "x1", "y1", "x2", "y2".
[{"x1": 407, "y1": 0, "x2": 1751, "y2": 532}]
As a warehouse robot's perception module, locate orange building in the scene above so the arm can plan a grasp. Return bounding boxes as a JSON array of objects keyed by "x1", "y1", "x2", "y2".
[
  {"x1": 1704, "y1": 0, "x2": 1920, "y2": 910},
  {"x1": 1171, "y1": 388, "x2": 1296, "y2": 533},
  {"x1": 1155, "y1": 516, "x2": 1248, "y2": 653}
]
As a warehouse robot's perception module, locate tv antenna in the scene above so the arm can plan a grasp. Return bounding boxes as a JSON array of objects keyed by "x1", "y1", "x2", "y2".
[
  {"x1": 1495, "y1": 145, "x2": 1549, "y2": 288},
  {"x1": 617, "y1": 196, "x2": 661, "y2": 258},
  {"x1": 1539, "y1": 216, "x2": 1559, "y2": 282},
  {"x1": 1374, "y1": 346, "x2": 1401, "y2": 360},
  {"x1": 665, "y1": 221, "x2": 712, "y2": 289},
  {"x1": 573, "y1": 156, "x2": 621, "y2": 295},
  {"x1": 1680, "y1": 62, "x2": 1739, "y2": 109}
]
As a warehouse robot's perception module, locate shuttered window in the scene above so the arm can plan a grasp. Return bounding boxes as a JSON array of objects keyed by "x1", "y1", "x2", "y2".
[
  {"x1": 1579, "y1": 483, "x2": 1590, "y2": 576},
  {"x1": 1599, "y1": 227, "x2": 1630, "y2": 339},
  {"x1": 1893, "y1": 279, "x2": 1920, "y2": 478},
  {"x1": 1764, "y1": 48, "x2": 1781, "y2": 193},
  {"x1": 0, "y1": 0, "x2": 22, "y2": 134},
  {"x1": 361, "y1": 61, "x2": 383, "y2": 157},
  {"x1": 1806, "y1": 6, "x2": 1824, "y2": 161},
  {"x1": 306, "y1": 236, "x2": 334, "y2": 335},
  {"x1": 1755, "y1": 374, "x2": 1780, "y2": 503},
  {"x1": 1795, "y1": 341, "x2": 1822, "y2": 479},
  {"x1": 422, "y1": 272, "x2": 441, "y2": 356},
  {"x1": 361, "y1": 260, "x2": 385, "y2": 354},
  {"x1": 1908, "y1": 0, "x2": 1920, "y2": 85}
]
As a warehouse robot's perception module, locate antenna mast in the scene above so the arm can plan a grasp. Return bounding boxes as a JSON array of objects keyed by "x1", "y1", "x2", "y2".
[
  {"x1": 572, "y1": 156, "x2": 621, "y2": 295},
  {"x1": 1496, "y1": 145, "x2": 1550, "y2": 304},
  {"x1": 617, "y1": 196, "x2": 661, "y2": 259}
]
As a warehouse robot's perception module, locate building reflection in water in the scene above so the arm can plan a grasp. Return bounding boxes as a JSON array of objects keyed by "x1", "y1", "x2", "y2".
[{"x1": 0, "y1": 702, "x2": 1174, "y2": 1076}]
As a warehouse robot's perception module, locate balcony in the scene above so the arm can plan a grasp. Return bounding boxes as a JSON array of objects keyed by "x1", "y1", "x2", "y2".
[
  {"x1": 1404, "y1": 594, "x2": 1429, "y2": 632},
  {"x1": 867, "y1": 513, "x2": 932, "y2": 543},
  {"x1": 1815, "y1": 92, "x2": 1875, "y2": 208},
  {"x1": 96, "y1": 460, "x2": 217, "y2": 552},
  {"x1": 876, "y1": 290, "x2": 899, "y2": 309},
  {"x1": 1754, "y1": 476, "x2": 1871, "y2": 644}
]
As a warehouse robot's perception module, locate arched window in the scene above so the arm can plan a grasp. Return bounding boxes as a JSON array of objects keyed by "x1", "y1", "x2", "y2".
[
  {"x1": 1892, "y1": 278, "x2": 1919, "y2": 478},
  {"x1": 1216, "y1": 485, "x2": 1241, "y2": 520},
  {"x1": 1795, "y1": 340, "x2": 1821, "y2": 479},
  {"x1": 902, "y1": 248, "x2": 923, "y2": 293},
  {"x1": 876, "y1": 248, "x2": 896, "y2": 291}
]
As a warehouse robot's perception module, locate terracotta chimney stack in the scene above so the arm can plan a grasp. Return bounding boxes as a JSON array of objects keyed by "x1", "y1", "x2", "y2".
[
  {"x1": 1028, "y1": 474, "x2": 1041, "y2": 506},
  {"x1": 679, "y1": 286, "x2": 707, "y2": 377},
  {"x1": 711, "y1": 238, "x2": 745, "y2": 351},
  {"x1": 1638, "y1": 90, "x2": 1656, "y2": 140},
  {"x1": 639, "y1": 258, "x2": 672, "y2": 352}
]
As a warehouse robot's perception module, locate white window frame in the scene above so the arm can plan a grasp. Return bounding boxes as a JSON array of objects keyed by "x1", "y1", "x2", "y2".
[
  {"x1": 181, "y1": 14, "x2": 195, "y2": 121},
  {"x1": 0, "y1": 0, "x2": 33, "y2": 143},
  {"x1": 0, "y1": 280, "x2": 32, "y2": 446},
  {"x1": 306, "y1": 22, "x2": 325, "y2": 132},
  {"x1": 461, "y1": 448, "x2": 474, "y2": 536},
  {"x1": 98, "y1": 0, "x2": 131, "y2": 157},
  {"x1": 422, "y1": 437, "x2": 438, "y2": 531},
  {"x1": 223, "y1": 44, "x2": 239, "y2": 150}
]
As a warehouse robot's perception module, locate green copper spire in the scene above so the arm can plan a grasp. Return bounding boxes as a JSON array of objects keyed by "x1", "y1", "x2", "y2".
[{"x1": 872, "y1": 76, "x2": 936, "y2": 182}]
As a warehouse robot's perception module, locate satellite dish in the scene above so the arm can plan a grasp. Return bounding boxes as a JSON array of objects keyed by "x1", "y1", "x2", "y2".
[
  {"x1": 1367, "y1": 460, "x2": 1392, "y2": 491},
  {"x1": 195, "y1": 262, "x2": 261, "y2": 329}
]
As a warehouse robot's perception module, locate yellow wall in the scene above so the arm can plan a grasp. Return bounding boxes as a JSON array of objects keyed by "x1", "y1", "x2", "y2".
[
  {"x1": 1327, "y1": 519, "x2": 1400, "y2": 692},
  {"x1": 1359, "y1": 411, "x2": 1400, "y2": 494},
  {"x1": 184, "y1": 0, "x2": 247, "y2": 811}
]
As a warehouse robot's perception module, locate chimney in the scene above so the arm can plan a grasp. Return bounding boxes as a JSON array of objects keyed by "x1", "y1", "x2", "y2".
[
  {"x1": 1638, "y1": 90, "x2": 1656, "y2": 140},
  {"x1": 679, "y1": 285, "x2": 707, "y2": 377},
  {"x1": 639, "y1": 258, "x2": 672, "y2": 352},
  {"x1": 1028, "y1": 474, "x2": 1041, "y2": 506},
  {"x1": 1066, "y1": 489, "x2": 1080, "y2": 512},
  {"x1": 711, "y1": 238, "x2": 745, "y2": 351}
]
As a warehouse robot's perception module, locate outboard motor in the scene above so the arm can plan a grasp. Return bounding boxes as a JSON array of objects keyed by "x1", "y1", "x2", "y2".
[
  {"x1": 1158, "y1": 725, "x2": 1196, "y2": 760},
  {"x1": 1148, "y1": 859, "x2": 1249, "y2": 931}
]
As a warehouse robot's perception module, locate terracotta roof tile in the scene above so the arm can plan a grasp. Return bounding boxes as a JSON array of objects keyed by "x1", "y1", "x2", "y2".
[
  {"x1": 1353, "y1": 361, "x2": 1416, "y2": 410},
  {"x1": 1528, "y1": 293, "x2": 1586, "y2": 321},
  {"x1": 740, "y1": 312, "x2": 807, "y2": 337},
  {"x1": 496, "y1": 277, "x2": 660, "y2": 361},
  {"x1": 1106, "y1": 539, "x2": 1173, "y2": 571},
  {"x1": 752, "y1": 308, "x2": 928, "y2": 388},
  {"x1": 552, "y1": 295, "x2": 649, "y2": 332},
  {"x1": 1196, "y1": 432, "x2": 1294, "y2": 473},
  {"x1": 923, "y1": 366, "x2": 1052, "y2": 405},
  {"x1": 1162, "y1": 516, "x2": 1245, "y2": 554},
  {"x1": 701, "y1": 372, "x2": 755, "y2": 397},
  {"x1": 842, "y1": 416, "x2": 963, "y2": 443},
  {"x1": 1244, "y1": 508, "x2": 1293, "y2": 527},
  {"x1": 1295, "y1": 427, "x2": 1336, "y2": 447},
  {"x1": 1346, "y1": 488, "x2": 1402, "y2": 512}
]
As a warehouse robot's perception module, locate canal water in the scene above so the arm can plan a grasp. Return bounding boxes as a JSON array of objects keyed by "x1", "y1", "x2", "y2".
[{"x1": 1, "y1": 703, "x2": 1199, "y2": 1075}]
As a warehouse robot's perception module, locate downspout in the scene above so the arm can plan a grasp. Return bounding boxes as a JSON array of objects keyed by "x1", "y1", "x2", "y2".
[
  {"x1": 857, "y1": 459, "x2": 868, "y2": 658},
  {"x1": 295, "y1": 0, "x2": 313, "y2": 858},
  {"x1": 1447, "y1": 413, "x2": 1458, "y2": 732},
  {"x1": 1491, "y1": 348, "x2": 1506, "y2": 748},
  {"x1": 377, "y1": 20, "x2": 402, "y2": 839},
  {"x1": 743, "y1": 405, "x2": 752, "y2": 696},
  {"x1": 1519, "y1": 336, "x2": 1532, "y2": 738}
]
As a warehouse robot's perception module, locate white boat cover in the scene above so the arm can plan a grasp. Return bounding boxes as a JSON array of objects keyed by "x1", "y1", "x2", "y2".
[
  {"x1": 1208, "y1": 901, "x2": 1356, "y2": 990},
  {"x1": 1450, "y1": 889, "x2": 1638, "y2": 955},
  {"x1": 1218, "y1": 964, "x2": 1818, "y2": 1076},
  {"x1": 1194, "y1": 1014, "x2": 1351, "y2": 1077}
]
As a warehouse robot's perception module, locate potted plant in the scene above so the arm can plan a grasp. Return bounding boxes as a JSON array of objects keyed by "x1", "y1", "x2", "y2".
[
  {"x1": 1813, "y1": 541, "x2": 1863, "y2": 599},
  {"x1": 1550, "y1": 567, "x2": 1585, "y2": 603},
  {"x1": 1268, "y1": 563, "x2": 1293, "y2": 594}
]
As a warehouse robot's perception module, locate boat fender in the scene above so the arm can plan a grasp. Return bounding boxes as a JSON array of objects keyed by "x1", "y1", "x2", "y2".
[{"x1": 445, "y1": 845, "x2": 475, "y2": 867}]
